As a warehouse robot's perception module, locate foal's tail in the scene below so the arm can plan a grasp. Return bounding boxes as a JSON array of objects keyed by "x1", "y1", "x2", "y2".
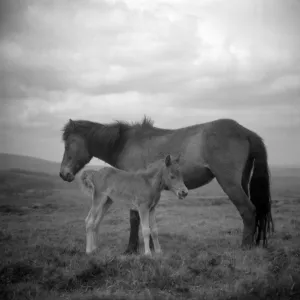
[
  {"x1": 248, "y1": 133, "x2": 274, "y2": 247},
  {"x1": 78, "y1": 170, "x2": 96, "y2": 197}
]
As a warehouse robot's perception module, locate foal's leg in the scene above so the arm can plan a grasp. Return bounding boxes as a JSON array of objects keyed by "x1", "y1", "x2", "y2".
[
  {"x1": 85, "y1": 208, "x2": 97, "y2": 254},
  {"x1": 85, "y1": 194, "x2": 112, "y2": 254},
  {"x1": 94, "y1": 196, "x2": 113, "y2": 236},
  {"x1": 138, "y1": 205, "x2": 151, "y2": 256},
  {"x1": 149, "y1": 208, "x2": 162, "y2": 254}
]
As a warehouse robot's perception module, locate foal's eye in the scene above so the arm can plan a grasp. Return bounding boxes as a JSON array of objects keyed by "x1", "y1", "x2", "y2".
[{"x1": 170, "y1": 175, "x2": 175, "y2": 179}]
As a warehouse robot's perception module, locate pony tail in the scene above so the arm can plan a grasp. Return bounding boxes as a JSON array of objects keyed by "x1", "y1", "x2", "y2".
[{"x1": 248, "y1": 135, "x2": 274, "y2": 247}]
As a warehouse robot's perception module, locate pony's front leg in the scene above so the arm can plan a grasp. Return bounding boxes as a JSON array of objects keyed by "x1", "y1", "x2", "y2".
[
  {"x1": 138, "y1": 206, "x2": 151, "y2": 256},
  {"x1": 149, "y1": 208, "x2": 162, "y2": 254}
]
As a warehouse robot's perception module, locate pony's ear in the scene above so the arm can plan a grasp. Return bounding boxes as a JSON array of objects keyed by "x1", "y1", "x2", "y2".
[{"x1": 165, "y1": 154, "x2": 172, "y2": 167}]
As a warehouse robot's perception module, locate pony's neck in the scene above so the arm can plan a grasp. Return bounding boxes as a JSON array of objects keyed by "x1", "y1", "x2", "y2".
[{"x1": 87, "y1": 123, "x2": 123, "y2": 167}]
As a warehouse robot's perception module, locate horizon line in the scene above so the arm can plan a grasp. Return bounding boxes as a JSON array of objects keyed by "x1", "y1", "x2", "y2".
[{"x1": 1, "y1": 152, "x2": 300, "y2": 168}]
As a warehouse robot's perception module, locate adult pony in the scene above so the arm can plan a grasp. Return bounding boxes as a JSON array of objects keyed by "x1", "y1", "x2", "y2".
[
  {"x1": 59, "y1": 116, "x2": 273, "y2": 253},
  {"x1": 79, "y1": 154, "x2": 188, "y2": 254}
]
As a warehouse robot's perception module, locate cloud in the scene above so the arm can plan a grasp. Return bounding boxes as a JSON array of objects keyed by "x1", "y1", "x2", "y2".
[{"x1": 0, "y1": 0, "x2": 300, "y2": 164}]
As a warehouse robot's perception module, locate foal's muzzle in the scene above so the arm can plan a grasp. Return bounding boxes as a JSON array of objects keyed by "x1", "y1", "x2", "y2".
[{"x1": 177, "y1": 189, "x2": 188, "y2": 200}]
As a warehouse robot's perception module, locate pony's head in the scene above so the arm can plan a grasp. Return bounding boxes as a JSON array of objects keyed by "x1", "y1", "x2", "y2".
[
  {"x1": 162, "y1": 154, "x2": 188, "y2": 200},
  {"x1": 59, "y1": 119, "x2": 92, "y2": 182}
]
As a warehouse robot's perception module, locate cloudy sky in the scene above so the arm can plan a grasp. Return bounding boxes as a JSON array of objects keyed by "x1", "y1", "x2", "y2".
[{"x1": 0, "y1": 0, "x2": 300, "y2": 166}]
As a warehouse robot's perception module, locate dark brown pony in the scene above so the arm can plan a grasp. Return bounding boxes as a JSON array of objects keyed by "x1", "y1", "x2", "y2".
[{"x1": 59, "y1": 116, "x2": 274, "y2": 253}]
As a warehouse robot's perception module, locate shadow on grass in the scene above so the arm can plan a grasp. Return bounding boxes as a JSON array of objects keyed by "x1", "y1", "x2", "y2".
[
  {"x1": 0, "y1": 203, "x2": 58, "y2": 216},
  {"x1": 0, "y1": 262, "x2": 42, "y2": 285},
  {"x1": 0, "y1": 230, "x2": 12, "y2": 242},
  {"x1": 0, "y1": 205, "x2": 26, "y2": 216}
]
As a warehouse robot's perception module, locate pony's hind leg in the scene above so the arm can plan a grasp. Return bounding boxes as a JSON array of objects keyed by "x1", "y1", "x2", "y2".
[
  {"x1": 149, "y1": 208, "x2": 162, "y2": 254},
  {"x1": 208, "y1": 139, "x2": 256, "y2": 248},
  {"x1": 220, "y1": 181, "x2": 256, "y2": 247},
  {"x1": 138, "y1": 205, "x2": 151, "y2": 256},
  {"x1": 85, "y1": 194, "x2": 112, "y2": 254},
  {"x1": 241, "y1": 157, "x2": 254, "y2": 197}
]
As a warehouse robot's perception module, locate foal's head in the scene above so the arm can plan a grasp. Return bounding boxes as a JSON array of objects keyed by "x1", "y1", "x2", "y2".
[{"x1": 162, "y1": 154, "x2": 188, "y2": 200}]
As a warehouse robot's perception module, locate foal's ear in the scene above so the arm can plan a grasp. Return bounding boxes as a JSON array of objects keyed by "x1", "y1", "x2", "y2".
[
  {"x1": 175, "y1": 153, "x2": 181, "y2": 163},
  {"x1": 165, "y1": 154, "x2": 172, "y2": 167}
]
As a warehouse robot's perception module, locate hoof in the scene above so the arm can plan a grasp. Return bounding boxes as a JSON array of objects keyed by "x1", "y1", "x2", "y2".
[
  {"x1": 154, "y1": 249, "x2": 163, "y2": 255},
  {"x1": 123, "y1": 248, "x2": 139, "y2": 255},
  {"x1": 241, "y1": 241, "x2": 254, "y2": 250},
  {"x1": 86, "y1": 246, "x2": 97, "y2": 255}
]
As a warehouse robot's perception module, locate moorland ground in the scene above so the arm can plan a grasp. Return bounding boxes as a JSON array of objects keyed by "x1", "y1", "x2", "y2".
[{"x1": 0, "y1": 163, "x2": 300, "y2": 300}]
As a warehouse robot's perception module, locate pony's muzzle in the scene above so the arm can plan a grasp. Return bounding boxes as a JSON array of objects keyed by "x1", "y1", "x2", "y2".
[{"x1": 59, "y1": 171, "x2": 75, "y2": 182}]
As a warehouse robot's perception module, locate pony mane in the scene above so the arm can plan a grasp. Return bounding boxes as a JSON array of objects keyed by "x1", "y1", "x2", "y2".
[
  {"x1": 113, "y1": 115, "x2": 154, "y2": 130},
  {"x1": 61, "y1": 115, "x2": 155, "y2": 142},
  {"x1": 62, "y1": 120, "x2": 102, "y2": 142}
]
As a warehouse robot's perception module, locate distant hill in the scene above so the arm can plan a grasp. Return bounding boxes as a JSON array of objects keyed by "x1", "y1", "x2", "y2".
[
  {"x1": 0, "y1": 153, "x2": 103, "y2": 175},
  {"x1": 0, "y1": 153, "x2": 300, "y2": 199},
  {"x1": 1, "y1": 154, "x2": 299, "y2": 195},
  {"x1": 0, "y1": 153, "x2": 61, "y2": 175}
]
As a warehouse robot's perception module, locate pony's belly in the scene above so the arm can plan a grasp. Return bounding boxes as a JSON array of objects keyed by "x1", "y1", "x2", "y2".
[{"x1": 183, "y1": 165, "x2": 214, "y2": 190}]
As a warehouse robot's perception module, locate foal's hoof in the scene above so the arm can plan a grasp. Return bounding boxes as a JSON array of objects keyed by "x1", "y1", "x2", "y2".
[{"x1": 86, "y1": 247, "x2": 97, "y2": 255}]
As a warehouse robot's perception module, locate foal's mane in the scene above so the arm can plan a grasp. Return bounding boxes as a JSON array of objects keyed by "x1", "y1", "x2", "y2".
[
  {"x1": 135, "y1": 159, "x2": 165, "y2": 177},
  {"x1": 61, "y1": 115, "x2": 155, "y2": 144}
]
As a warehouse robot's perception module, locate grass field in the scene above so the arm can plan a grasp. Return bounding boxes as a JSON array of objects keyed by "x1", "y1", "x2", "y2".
[{"x1": 0, "y1": 166, "x2": 300, "y2": 300}]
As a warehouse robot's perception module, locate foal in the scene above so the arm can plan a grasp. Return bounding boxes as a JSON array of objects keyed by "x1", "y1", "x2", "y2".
[{"x1": 79, "y1": 154, "x2": 188, "y2": 255}]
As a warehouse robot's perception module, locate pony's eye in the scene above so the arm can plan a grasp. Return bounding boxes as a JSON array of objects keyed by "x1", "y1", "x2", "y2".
[{"x1": 170, "y1": 175, "x2": 175, "y2": 179}]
